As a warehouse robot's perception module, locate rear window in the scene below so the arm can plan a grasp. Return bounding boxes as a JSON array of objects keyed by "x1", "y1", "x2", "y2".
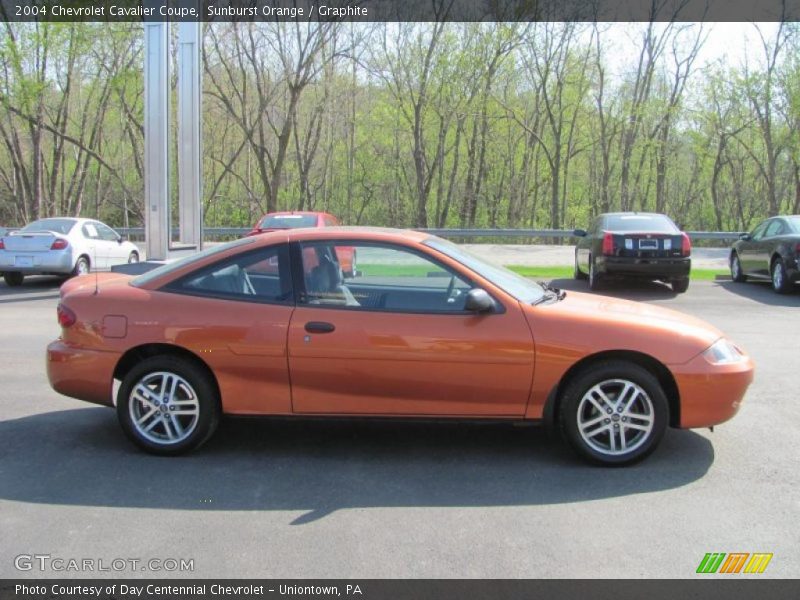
[
  {"x1": 604, "y1": 214, "x2": 679, "y2": 233},
  {"x1": 131, "y1": 238, "x2": 256, "y2": 287},
  {"x1": 20, "y1": 219, "x2": 76, "y2": 235},
  {"x1": 259, "y1": 214, "x2": 318, "y2": 229},
  {"x1": 787, "y1": 216, "x2": 800, "y2": 233}
]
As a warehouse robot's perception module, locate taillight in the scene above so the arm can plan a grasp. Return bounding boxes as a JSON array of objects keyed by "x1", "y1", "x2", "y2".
[
  {"x1": 681, "y1": 232, "x2": 692, "y2": 256},
  {"x1": 0, "y1": 238, "x2": 4, "y2": 250},
  {"x1": 795, "y1": 242, "x2": 800, "y2": 254},
  {"x1": 57, "y1": 303, "x2": 76, "y2": 328},
  {"x1": 50, "y1": 238, "x2": 68, "y2": 250},
  {"x1": 602, "y1": 232, "x2": 614, "y2": 255}
]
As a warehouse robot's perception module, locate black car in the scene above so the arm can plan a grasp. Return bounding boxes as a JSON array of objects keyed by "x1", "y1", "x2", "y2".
[
  {"x1": 573, "y1": 212, "x2": 691, "y2": 293},
  {"x1": 730, "y1": 215, "x2": 800, "y2": 294}
]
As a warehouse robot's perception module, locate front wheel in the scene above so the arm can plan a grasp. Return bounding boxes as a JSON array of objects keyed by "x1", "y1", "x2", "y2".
[
  {"x1": 771, "y1": 258, "x2": 792, "y2": 294},
  {"x1": 730, "y1": 253, "x2": 746, "y2": 282},
  {"x1": 559, "y1": 360, "x2": 669, "y2": 466},
  {"x1": 3, "y1": 272, "x2": 24, "y2": 287},
  {"x1": 117, "y1": 356, "x2": 220, "y2": 455}
]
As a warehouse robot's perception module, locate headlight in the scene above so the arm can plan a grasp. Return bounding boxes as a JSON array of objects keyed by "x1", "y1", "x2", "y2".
[{"x1": 703, "y1": 338, "x2": 745, "y2": 365}]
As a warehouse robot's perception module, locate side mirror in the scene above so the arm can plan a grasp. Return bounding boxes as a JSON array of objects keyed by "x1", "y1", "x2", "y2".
[
  {"x1": 117, "y1": 236, "x2": 124, "y2": 244},
  {"x1": 573, "y1": 229, "x2": 587, "y2": 237},
  {"x1": 464, "y1": 288, "x2": 495, "y2": 313},
  {"x1": 739, "y1": 233, "x2": 751, "y2": 241}
]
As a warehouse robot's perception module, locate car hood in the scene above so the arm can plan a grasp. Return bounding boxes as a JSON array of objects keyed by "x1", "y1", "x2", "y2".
[{"x1": 522, "y1": 290, "x2": 723, "y2": 365}]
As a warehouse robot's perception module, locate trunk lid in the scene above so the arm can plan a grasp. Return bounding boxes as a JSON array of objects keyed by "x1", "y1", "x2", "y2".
[
  {"x1": 3, "y1": 232, "x2": 58, "y2": 252},
  {"x1": 608, "y1": 232, "x2": 686, "y2": 259}
]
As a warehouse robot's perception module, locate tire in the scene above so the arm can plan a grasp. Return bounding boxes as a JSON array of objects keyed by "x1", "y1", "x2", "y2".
[
  {"x1": 128, "y1": 251, "x2": 139, "y2": 264},
  {"x1": 116, "y1": 355, "x2": 220, "y2": 456},
  {"x1": 72, "y1": 256, "x2": 90, "y2": 277},
  {"x1": 559, "y1": 360, "x2": 669, "y2": 466},
  {"x1": 3, "y1": 272, "x2": 24, "y2": 287},
  {"x1": 730, "y1": 253, "x2": 746, "y2": 282},
  {"x1": 771, "y1": 258, "x2": 792, "y2": 294},
  {"x1": 671, "y1": 278, "x2": 690, "y2": 293},
  {"x1": 574, "y1": 250, "x2": 587, "y2": 280},
  {"x1": 588, "y1": 255, "x2": 603, "y2": 291}
]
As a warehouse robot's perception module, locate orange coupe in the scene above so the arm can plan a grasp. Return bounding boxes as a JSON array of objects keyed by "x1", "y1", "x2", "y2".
[{"x1": 46, "y1": 228, "x2": 754, "y2": 465}]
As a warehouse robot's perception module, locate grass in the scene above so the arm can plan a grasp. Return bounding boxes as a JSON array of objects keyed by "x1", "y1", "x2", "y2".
[
  {"x1": 357, "y1": 263, "x2": 728, "y2": 281},
  {"x1": 506, "y1": 265, "x2": 727, "y2": 281}
]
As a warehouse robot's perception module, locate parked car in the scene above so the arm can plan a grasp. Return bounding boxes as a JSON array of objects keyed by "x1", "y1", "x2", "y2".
[
  {"x1": 574, "y1": 212, "x2": 692, "y2": 293},
  {"x1": 729, "y1": 215, "x2": 800, "y2": 294},
  {"x1": 46, "y1": 227, "x2": 753, "y2": 466},
  {"x1": 244, "y1": 211, "x2": 356, "y2": 277},
  {"x1": 0, "y1": 217, "x2": 139, "y2": 287}
]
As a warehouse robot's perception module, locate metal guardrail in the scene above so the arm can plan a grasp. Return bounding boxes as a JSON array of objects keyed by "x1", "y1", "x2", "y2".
[{"x1": 115, "y1": 227, "x2": 746, "y2": 242}]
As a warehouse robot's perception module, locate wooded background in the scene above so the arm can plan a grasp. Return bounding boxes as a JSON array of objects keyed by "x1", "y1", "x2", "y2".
[{"x1": 1, "y1": 21, "x2": 798, "y2": 233}]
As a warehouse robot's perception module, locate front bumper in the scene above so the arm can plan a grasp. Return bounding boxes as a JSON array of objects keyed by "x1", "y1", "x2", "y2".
[
  {"x1": 671, "y1": 352, "x2": 755, "y2": 429},
  {"x1": 46, "y1": 340, "x2": 118, "y2": 407},
  {"x1": 598, "y1": 256, "x2": 691, "y2": 279},
  {"x1": 0, "y1": 249, "x2": 74, "y2": 274}
]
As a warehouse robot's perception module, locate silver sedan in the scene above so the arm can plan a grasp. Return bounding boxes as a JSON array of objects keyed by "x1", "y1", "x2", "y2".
[{"x1": 0, "y1": 218, "x2": 140, "y2": 286}]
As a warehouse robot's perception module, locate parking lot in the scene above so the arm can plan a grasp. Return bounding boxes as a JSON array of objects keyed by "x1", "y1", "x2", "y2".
[{"x1": 0, "y1": 270, "x2": 798, "y2": 578}]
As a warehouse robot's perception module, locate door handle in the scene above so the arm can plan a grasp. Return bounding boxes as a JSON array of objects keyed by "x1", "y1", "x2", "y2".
[{"x1": 305, "y1": 321, "x2": 335, "y2": 334}]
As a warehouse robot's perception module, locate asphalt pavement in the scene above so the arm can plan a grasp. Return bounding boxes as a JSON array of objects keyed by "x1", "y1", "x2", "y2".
[{"x1": 0, "y1": 272, "x2": 797, "y2": 578}]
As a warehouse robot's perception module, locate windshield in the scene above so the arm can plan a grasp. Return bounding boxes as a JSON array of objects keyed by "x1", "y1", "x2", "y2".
[
  {"x1": 604, "y1": 214, "x2": 679, "y2": 233},
  {"x1": 20, "y1": 218, "x2": 76, "y2": 235},
  {"x1": 424, "y1": 237, "x2": 545, "y2": 304},
  {"x1": 787, "y1": 216, "x2": 800, "y2": 233},
  {"x1": 131, "y1": 238, "x2": 256, "y2": 287},
  {"x1": 259, "y1": 214, "x2": 318, "y2": 229}
]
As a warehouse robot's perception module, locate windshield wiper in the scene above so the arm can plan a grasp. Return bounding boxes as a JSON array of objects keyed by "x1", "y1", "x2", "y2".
[{"x1": 533, "y1": 281, "x2": 567, "y2": 304}]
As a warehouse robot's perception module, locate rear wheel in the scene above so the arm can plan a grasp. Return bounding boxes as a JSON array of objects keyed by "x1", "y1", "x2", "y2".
[
  {"x1": 72, "y1": 256, "x2": 90, "y2": 277},
  {"x1": 771, "y1": 258, "x2": 792, "y2": 294},
  {"x1": 559, "y1": 360, "x2": 668, "y2": 466},
  {"x1": 730, "y1": 253, "x2": 746, "y2": 282},
  {"x1": 3, "y1": 272, "x2": 24, "y2": 287},
  {"x1": 588, "y1": 256, "x2": 603, "y2": 291},
  {"x1": 116, "y1": 355, "x2": 220, "y2": 456},
  {"x1": 574, "y1": 250, "x2": 587, "y2": 280},
  {"x1": 671, "y1": 277, "x2": 690, "y2": 293}
]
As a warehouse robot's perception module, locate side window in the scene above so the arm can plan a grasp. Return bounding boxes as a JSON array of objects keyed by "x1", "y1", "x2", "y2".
[
  {"x1": 751, "y1": 221, "x2": 770, "y2": 241},
  {"x1": 95, "y1": 223, "x2": 120, "y2": 242},
  {"x1": 82, "y1": 223, "x2": 100, "y2": 240},
  {"x1": 298, "y1": 242, "x2": 473, "y2": 312},
  {"x1": 169, "y1": 245, "x2": 291, "y2": 303},
  {"x1": 765, "y1": 220, "x2": 784, "y2": 237},
  {"x1": 323, "y1": 216, "x2": 338, "y2": 227}
]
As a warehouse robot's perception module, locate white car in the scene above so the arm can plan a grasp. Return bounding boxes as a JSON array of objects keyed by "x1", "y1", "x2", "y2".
[{"x1": 0, "y1": 217, "x2": 140, "y2": 287}]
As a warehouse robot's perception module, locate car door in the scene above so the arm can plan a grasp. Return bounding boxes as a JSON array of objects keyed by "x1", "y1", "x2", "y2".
[
  {"x1": 740, "y1": 220, "x2": 769, "y2": 276},
  {"x1": 286, "y1": 240, "x2": 535, "y2": 416},
  {"x1": 752, "y1": 219, "x2": 783, "y2": 277},
  {"x1": 80, "y1": 222, "x2": 104, "y2": 269},
  {"x1": 95, "y1": 222, "x2": 127, "y2": 266},
  {"x1": 579, "y1": 217, "x2": 601, "y2": 271}
]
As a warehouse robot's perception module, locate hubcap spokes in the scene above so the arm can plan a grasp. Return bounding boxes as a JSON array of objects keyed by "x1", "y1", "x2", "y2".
[
  {"x1": 774, "y1": 264, "x2": 783, "y2": 288},
  {"x1": 577, "y1": 379, "x2": 654, "y2": 456},
  {"x1": 129, "y1": 372, "x2": 199, "y2": 445}
]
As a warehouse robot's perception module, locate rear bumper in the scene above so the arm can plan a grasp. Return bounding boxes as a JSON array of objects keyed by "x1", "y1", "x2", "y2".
[
  {"x1": 598, "y1": 256, "x2": 691, "y2": 279},
  {"x1": 46, "y1": 340, "x2": 118, "y2": 407},
  {"x1": 671, "y1": 352, "x2": 755, "y2": 429},
  {"x1": 0, "y1": 250, "x2": 74, "y2": 274}
]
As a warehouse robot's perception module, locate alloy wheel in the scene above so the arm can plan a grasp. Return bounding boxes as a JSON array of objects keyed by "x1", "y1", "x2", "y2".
[{"x1": 128, "y1": 371, "x2": 200, "y2": 445}]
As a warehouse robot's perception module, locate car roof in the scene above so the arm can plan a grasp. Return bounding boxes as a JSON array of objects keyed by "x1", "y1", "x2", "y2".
[
  {"x1": 598, "y1": 212, "x2": 670, "y2": 218},
  {"x1": 278, "y1": 226, "x2": 431, "y2": 243},
  {"x1": 259, "y1": 211, "x2": 329, "y2": 217}
]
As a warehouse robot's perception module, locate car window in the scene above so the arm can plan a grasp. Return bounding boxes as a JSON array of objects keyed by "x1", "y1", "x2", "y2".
[
  {"x1": 167, "y1": 245, "x2": 291, "y2": 304},
  {"x1": 323, "y1": 216, "x2": 338, "y2": 227},
  {"x1": 751, "y1": 221, "x2": 770, "y2": 241},
  {"x1": 94, "y1": 222, "x2": 120, "y2": 242},
  {"x1": 258, "y1": 214, "x2": 318, "y2": 229},
  {"x1": 764, "y1": 220, "x2": 784, "y2": 237},
  {"x1": 298, "y1": 242, "x2": 474, "y2": 313},
  {"x1": 20, "y1": 218, "x2": 76, "y2": 235},
  {"x1": 786, "y1": 216, "x2": 800, "y2": 233},
  {"x1": 604, "y1": 214, "x2": 679, "y2": 233},
  {"x1": 82, "y1": 223, "x2": 101, "y2": 240}
]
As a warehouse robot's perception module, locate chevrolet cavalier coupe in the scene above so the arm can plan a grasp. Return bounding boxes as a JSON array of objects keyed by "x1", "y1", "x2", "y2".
[{"x1": 46, "y1": 228, "x2": 754, "y2": 465}]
